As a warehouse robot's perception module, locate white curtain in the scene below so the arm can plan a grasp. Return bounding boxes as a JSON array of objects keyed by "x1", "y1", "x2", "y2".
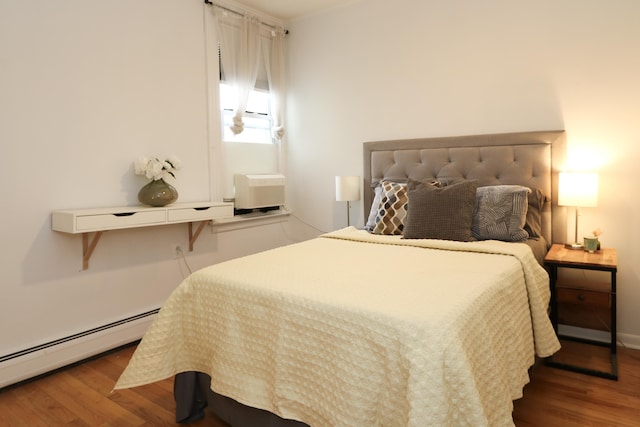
[
  {"x1": 214, "y1": 10, "x2": 261, "y2": 135},
  {"x1": 213, "y1": 8, "x2": 286, "y2": 140},
  {"x1": 262, "y1": 29, "x2": 286, "y2": 141}
]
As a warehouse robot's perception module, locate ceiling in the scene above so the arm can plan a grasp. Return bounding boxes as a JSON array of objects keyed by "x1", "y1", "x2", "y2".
[{"x1": 234, "y1": 0, "x2": 352, "y2": 20}]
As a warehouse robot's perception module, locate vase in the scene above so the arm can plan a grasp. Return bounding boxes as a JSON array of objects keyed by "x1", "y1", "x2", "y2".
[
  {"x1": 138, "y1": 179, "x2": 178, "y2": 207},
  {"x1": 583, "y1": 236, "x2": 598, "y2": 253}
]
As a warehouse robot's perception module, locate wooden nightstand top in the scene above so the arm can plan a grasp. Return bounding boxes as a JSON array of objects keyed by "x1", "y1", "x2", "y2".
[{"x1": 545, "y1": 243, "x2": 617, "y2": 271}]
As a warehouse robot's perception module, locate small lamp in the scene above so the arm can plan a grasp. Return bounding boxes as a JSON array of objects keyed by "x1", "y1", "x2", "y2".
[
  {"x1": 335, "y1": 176, "x2": 360, "y2": 226},
  {"x1": 558, "y1": 172, "x2": 598, "y2": 249}
]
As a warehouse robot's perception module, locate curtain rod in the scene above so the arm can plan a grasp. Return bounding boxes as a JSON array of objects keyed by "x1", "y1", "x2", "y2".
[{"x1": 204, "y1": 0, "x2": 289, "y2": 34}]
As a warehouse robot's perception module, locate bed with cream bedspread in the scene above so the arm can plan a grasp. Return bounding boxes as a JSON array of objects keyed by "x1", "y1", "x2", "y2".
[{"x1": 115, "y1": 227, "x2": 560, "y2": 426}]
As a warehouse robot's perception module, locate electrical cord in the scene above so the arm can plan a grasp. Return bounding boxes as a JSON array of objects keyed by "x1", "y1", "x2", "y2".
[
  {"x1": 276, "y1": 205, "x2": 328, "y2": 244},
  {"x1": 175, "y1": 245, "x2": 192, "y2": 277},
  {"x1": 575, "y1": 269, "x2": 640, "y2": 361}
]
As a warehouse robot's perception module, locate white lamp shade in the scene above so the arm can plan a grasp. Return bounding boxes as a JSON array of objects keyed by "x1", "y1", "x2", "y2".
[
  {"x1": 558, "y1": 172, "x2": 598, "y2": 207},
  {"x1": 335, "y1": 176, "x2": 360, "y2": 202}
]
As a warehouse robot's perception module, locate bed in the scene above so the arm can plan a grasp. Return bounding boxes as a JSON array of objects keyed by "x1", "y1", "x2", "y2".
[{"x1": 115, "y1": 130, "x2": 566, "y2": 426}]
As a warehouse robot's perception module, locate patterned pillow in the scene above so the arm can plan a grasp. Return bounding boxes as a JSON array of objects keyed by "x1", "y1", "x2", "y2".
[
  {"x1": 407, "y1": 178, "x2": 443, "y2": 192},
  {"x1": 371, "y1": 181, "x2": 408, "y2": 235},
  {"x1": 403, "y1": 180, "x2": 478, "y2": 241},
  {"x1": 472, "y1": 185, "x2": 531, "y2": 242}
]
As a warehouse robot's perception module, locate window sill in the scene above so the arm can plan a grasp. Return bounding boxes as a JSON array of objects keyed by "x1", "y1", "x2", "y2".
[{"x1": 211, "y1": 208, "x2": 290, "y2": 232}]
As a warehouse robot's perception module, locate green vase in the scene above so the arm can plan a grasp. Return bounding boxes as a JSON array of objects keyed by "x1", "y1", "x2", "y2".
[{"x1": 138, "y1": 179, "x2": 178, "y2": 207}]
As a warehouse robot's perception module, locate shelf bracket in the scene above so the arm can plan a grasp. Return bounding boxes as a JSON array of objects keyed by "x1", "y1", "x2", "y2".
[
  {"x1": 188, "y1": 221, "x2": 210, "y2": 251},
  {"x1": 82, "y1": 231, "x2": 103, "y2": 270}
]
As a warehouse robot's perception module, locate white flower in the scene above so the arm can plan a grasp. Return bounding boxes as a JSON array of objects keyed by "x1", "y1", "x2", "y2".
[
  {"x1": 134, "y1": 157, "x2": 150, "y2": 175},
  {"x1": 134, "y1": 156, "x2": 181, "y2": 181},
  {"x1": 166, "y1": 155, "x2": 181, "y2": 170}
]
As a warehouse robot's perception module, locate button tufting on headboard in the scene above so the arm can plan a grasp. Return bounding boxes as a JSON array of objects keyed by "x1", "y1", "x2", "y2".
[{"x1": 363, "y1": 130, "x2": 567, "y2": 244}]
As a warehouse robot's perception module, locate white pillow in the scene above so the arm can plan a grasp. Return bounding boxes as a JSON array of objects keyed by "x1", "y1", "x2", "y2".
[{"x1": 365, "y1": 185, "x2": 383, "y2": 231}]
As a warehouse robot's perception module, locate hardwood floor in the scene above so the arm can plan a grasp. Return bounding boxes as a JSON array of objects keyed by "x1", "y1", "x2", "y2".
[
  {"x1": 513, "y1": 341, "x2": 640, "y2": 426},
  {"x1": 1, "y1": 342, "x2": 639, "y2": 426}
]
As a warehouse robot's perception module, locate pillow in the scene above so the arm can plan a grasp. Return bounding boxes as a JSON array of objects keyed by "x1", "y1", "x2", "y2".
[
  {"x1": 371, "y1": 181, "x2": 408, "y2": 235},
  {"x1": 472, "y1": 185, "x2": 531, "y2": 242},
  {"x1": 365, "y1": 185, "x2": 384, "y2": 231},
  {"x1": 403, "y1": 180, "x2": 478, "y2": 241},
  {"x1": 524, "y1": 188, "x2": 548, "y2": 239},
  {"x1": 407, "y1": 178, "x2": 443, "y2": 192}
]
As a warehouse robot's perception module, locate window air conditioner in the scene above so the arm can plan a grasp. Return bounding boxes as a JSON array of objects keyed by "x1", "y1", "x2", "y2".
[{"x1": 234, "y1": 174, "x2": 285, "y2": 209}]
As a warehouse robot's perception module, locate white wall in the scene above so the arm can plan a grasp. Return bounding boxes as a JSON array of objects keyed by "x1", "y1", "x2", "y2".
[
  {"x1": 286, "y1": 0, "x2": 640, "y2": 344},
  {"x1": 0, "y1": 0, "x2": 292, "y2": 385}
]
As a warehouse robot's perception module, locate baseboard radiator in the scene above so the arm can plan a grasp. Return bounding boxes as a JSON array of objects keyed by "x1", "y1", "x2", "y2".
[{"x1": 0, "y1": 309, "x2": 158, "y2": 389}]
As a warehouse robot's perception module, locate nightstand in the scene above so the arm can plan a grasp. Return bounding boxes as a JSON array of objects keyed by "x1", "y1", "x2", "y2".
[{"x1": 544, "y1": 243, "x2": 618, "y2": 380}]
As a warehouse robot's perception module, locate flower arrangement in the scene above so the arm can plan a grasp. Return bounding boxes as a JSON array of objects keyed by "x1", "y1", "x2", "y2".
[
  {"x1": 592, "y1": 228, "x2": 603, "y2": 238},
  {"x1": 134, "y1": 156, "x2": 181, "y2": 181}
]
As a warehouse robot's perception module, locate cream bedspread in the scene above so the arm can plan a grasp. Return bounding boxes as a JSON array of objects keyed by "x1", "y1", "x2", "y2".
[{"x1": 115, "y1": 227, "x2": 560, "y2": 427}]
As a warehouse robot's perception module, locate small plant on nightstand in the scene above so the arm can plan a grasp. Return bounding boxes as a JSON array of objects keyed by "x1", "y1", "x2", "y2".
[{"x1": 593, "y1": 228, "x2": 603, "y2": 250}]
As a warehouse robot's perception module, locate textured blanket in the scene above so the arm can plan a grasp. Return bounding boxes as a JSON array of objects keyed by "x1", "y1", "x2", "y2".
[{"x1": 115, "y1": 227, "x2": 560, "y2": 426}]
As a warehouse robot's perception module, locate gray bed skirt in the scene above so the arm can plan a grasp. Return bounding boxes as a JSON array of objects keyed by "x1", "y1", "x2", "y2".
[{"x1": 174, "y1": 372, "x2": 310, "y2": 427}]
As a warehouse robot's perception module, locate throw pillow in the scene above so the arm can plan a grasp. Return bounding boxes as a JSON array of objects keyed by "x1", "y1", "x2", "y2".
[
  {"x1": 371, "y1": 181, "x2": 408, "y2": 235},
  {"x1": 472, "y1": 185, "x2": 531, "y2": 242},
  {"x1": 524, "y1": 188, "x2": 548, "y2": 239},
  {"x1": 403, "y1": 180, "x2": 478, "y2": 241},
  {"x1": 365, "y1": 185, "x2": 384, "y2": 231}
]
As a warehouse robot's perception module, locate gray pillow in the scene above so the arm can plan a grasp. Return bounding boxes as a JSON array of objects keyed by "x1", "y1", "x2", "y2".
[
  {"x1": 472, "y1": 185, "x2": 531, "y2": 242},
  {"x1": 403, "y1": 180, "x2": 478, "y2": 241},
  {"x1": 524, "y1": 188, "x2": 548, "y2": 239}
]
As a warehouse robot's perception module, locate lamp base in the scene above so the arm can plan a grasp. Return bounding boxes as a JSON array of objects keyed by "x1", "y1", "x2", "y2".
[{"x1": 564, "y1": 242, "x2": 584, "y2": 250}]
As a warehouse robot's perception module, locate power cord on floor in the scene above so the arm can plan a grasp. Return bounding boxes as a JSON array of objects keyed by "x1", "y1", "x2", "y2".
[{"x1": 592, "y1": 310, "x2": 640, "y2": 361}]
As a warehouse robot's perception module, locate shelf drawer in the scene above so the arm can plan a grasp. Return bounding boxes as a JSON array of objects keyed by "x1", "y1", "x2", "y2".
[
  {"x1": 76, "y1": 210, "x2": 166, "y2": 231},
  {"x1": 167, "y1": 204, "x2": 233, "y2": 222},
  {"x1": 557, "y1": 288, "x2": 611, "y2": 331},
  {"x1": 556, "y1": 288, "x2": 610, "y2": 309}
]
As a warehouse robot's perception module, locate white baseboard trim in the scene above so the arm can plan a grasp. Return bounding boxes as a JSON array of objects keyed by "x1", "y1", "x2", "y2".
[
  {"x1": 0, "y1": 311, "x2": 157, "y2": 389},
  {"x1": 558, "y1": 325, "x2": 640, "y2": 350},
  {"x1": 617, "y1": 332, "x2": 640, "y2": 350}
]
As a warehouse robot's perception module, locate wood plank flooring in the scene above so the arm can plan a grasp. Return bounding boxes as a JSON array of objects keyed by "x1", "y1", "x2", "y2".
[{"x1": 1, "y1": 342, "x2": 639, "y2": 426}]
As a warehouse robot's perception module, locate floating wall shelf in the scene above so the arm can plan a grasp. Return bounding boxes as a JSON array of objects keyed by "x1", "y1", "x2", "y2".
[{"x1": 52, "y1": 202, "x2": 234, "y2": 270}]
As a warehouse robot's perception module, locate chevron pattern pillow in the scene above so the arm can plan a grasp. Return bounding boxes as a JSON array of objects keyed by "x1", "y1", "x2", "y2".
[
  {"x1": 472, "y1": 185, "x2": 531, "y2": 242},
  {"x1": 372, "y1": 181, "x2": 407, "y2": 235}
]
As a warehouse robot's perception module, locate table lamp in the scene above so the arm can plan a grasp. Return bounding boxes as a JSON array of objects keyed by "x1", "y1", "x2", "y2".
[
  {"x1": 335, "y1": 176, "x2": 360, "y2": 226},
  {"x1": 558, "y1": 172, "x2": 598, "y2": 249}
]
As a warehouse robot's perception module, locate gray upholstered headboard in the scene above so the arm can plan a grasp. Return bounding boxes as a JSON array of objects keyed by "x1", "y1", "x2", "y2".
[{"x1": 363, "y1": 130, "x2": 566, "y2": 244}]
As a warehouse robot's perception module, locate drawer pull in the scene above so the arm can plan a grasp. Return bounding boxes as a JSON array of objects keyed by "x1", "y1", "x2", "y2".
[
  {"x1": 578, "y1": 294, "x2": 585, "y2": 301},
  {"x1": 194, "y1": 207, "x2": 211, "y2": 211},
  {"x1": 113, "y1": 212, "x2": 135, "y2": 217}
]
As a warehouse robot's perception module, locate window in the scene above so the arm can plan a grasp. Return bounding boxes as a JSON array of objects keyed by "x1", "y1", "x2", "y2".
[
  {"x1": 205, "y1": 6, "x2": 285, "y2": 200},
  {"x1": 219, "y1": 83, "x2": 273, "y2": 144}
]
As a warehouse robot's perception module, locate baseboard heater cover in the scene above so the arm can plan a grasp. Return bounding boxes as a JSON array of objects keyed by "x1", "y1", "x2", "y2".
[{"x1": 0, "y1": 309, "x2": 158, "y2": 389}]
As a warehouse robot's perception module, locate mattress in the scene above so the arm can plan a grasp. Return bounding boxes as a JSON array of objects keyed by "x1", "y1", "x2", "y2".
[{"x1": 115, "y1": 227, "x2": 560, "y2": 426}]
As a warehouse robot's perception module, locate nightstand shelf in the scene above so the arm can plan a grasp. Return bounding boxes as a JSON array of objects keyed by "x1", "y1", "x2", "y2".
[{"x1": 544, "y1": 243, "x2": 618, "y2": 380}]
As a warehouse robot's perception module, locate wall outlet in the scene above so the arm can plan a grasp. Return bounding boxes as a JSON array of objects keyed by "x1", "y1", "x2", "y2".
[{"x1": 174, "y1": 245, "x2": 183, "y2": 258}]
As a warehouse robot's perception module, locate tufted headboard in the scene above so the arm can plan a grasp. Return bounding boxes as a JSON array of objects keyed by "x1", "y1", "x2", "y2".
[{"x1": 363, "y1": 130, "x2": 566, "y2": 244}]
